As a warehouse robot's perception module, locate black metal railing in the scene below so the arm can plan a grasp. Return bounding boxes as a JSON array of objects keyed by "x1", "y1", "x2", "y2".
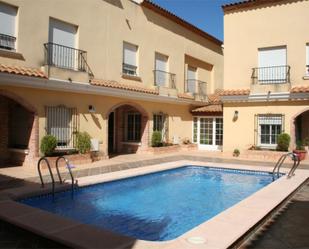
[
  {"x1": 186, "y1": 79, "x2": 207, "y2": 100},
  {"x1": 251, "y1": 65, "x2": 290, "y2": 84},
  {"x1": 153, "y1": 70, "x2": 176, "y2": 89},
  {"x1": 123, "y1": 63, "x2": 137, "y2": 76},
  {"x1": 44, "y1": 42, "x2": 94, "y2": 77},
  {"x1": 0, "y1": 33, "x2": 16, "y2": 51}
]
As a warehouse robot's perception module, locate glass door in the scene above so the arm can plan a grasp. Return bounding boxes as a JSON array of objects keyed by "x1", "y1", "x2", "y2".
[{"x1": 193, "y1": 117, "x2": 223, "y2": 150}]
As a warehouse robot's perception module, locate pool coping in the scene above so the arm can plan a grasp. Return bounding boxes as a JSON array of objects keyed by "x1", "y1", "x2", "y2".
[{"x1": 0, "y1": 160, "x2": 308, "y2": 249}]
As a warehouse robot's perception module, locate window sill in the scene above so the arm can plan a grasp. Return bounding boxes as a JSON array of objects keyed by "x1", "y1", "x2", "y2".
[
  {"x1": 122, "y1": 74, "x2": 142, "y2": 82},
  {"x1": 0, "y1": 49, "x2": 25, "y2": 60}
]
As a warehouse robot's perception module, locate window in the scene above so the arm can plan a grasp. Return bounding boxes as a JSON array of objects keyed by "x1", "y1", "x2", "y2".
[
  {"x1": 257, "y1": 115, "x2": 283, "y2": 146},
  {"x1": 215, "y1": 118, "x2": 223, "y2": 146},
  {"x1": 45, "y1": 106, "x2": 77, "y2": 149},
  {"x1": 306, "y1": 43, "x2": 309, "y2": 75},
  {"x1": 126, "y1": 113, "x2": 141, "y2": 142},
  {"x1": 0, "y1": 3, "x2": 17, "y2": 51},
  {"x1": 258, "y1": 46, "x2": 287, "y2": 83},
  {"x1": 193, "y1": 117, "x2": 198, "y2": 143},
  {"x1": 123, "y1": 42, "x2": 138, "y2": 76},
  {"x1": 48, "y1": 18, "x2": 78, "y2": 69},
  {"x1": 153, "y1": 113, "x2": 167, "y2": 140},
  {"x1": 187, "y1": 66, "x2": 197, "y2": 93},
  {"x1": 155, "y1": 53, "x2": 168, "y2": 86}
]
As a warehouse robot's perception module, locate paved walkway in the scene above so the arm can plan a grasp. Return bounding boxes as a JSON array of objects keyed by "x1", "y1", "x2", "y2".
[{"x1": 239, "y1": 180, "x2": 309, "y2": 249}]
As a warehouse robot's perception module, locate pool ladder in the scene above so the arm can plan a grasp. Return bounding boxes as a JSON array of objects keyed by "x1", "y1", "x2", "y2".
[
  {"x1": 37, "y1": 156, "x2": 77, "y2": 198},
  {"x1": 272, "y1": 152, "x2": 300, "y2": 180}
]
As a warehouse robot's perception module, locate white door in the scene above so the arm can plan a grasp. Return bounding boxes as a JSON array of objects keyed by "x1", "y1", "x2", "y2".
[
  {"x1": 49, "y1": 19, "x2": 77, "y2": 69},
  {"x1": 194, "y1": 117, "x2": 223, "y2": 150},
  {"x1": 187, "y1": 66, "x2": 197, "y2": 93},
  {"x1": 258, "y1": 46, "x2": 287, "y2": 83},
  {"x1": 155, "y1": 53, "x2": 168, "y2": 87}
]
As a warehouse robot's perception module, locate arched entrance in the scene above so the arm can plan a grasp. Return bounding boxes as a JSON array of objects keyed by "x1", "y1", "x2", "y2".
[
  {"x1": 292, "y1": 109, "x2": 309, "y2": 148},
  {"x1": 107, "y1": 102, "x2": 149, "y2": 155},
  {"x1": 0, "y1": 90, "x2": 38, "y2": 167}
]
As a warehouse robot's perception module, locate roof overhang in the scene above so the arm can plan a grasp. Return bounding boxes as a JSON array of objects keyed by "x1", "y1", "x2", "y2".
[{"x1": 0, "y1": 73, "x2": 204, "y2": 106}]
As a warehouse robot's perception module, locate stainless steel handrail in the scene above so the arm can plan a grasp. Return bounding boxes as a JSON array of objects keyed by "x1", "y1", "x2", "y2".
[
  {"x1": 55, "y1": 156, "x2": 77, "y2": 196},
  {"x1": 272, "y1": 152, "x2": 300, "y2": 180},
  {"x1": 37, "y1": 157, "x2": 55, "y2": 199}
]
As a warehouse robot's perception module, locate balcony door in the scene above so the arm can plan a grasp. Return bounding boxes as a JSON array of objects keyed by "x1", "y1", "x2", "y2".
[
  {"x1": 258, "y1": 46, "x2": 287, "y2": 83},
  {"x1": 155, "y1": 53, "x2": 168, "y2": 87},
  {"x1": 193, "y1": 117, "x2": 223, "y2": 150},
  {"x1": 187, "y1": 66, "x2": 197, "y2": 93},
  {"x1": 49, "y1": 19, "x2": 77, "y2": 69}
]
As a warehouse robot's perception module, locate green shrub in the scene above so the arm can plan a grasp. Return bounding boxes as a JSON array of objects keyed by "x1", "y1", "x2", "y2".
[
  {"x1": 276, "y1": 133, "x2": 290, "y2": 151},
  {"x1": 233, "y1": 148, "x2": 240, "y2": 157},
  {"x1": 40, "y1": 135, "x2": 57, "y2": 156},
  {"x1": 151, "y1": 131, "x2": 162, "y2": 147},
  {"x1": 76, "y1": 132, "x2": 92, "y2": 154},
  {"x1": 304, "y1": 137, "x2": 309, "y2": 146},
  {"x1": 296, "y1": 140, "x2": 305, "y2": 150}
]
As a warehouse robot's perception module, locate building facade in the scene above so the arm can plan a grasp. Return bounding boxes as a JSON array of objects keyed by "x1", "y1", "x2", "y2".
[
  {"x1": 0, "y1": 0, "x2": 223, "y2": 166},
  {"x1": 221, "y1": 0, "x2": 309, "y2": 153}
]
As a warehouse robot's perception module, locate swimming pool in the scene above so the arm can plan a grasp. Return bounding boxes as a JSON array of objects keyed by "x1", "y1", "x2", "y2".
[{"x1": 20, "y1": 166, "x2": 277, "y2": 241}]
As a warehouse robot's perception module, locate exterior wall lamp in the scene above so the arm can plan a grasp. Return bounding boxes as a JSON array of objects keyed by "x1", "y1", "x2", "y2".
[
  {"x1": 88, "y1": 105, "x2": 96, "y2": 113},
  {"x1": 233, "y1": 110, "x2": 239, "y2": 122}
]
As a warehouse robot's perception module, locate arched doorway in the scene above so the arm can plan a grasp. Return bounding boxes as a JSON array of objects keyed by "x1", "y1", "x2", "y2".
[
  {"x1": 107, "y1": 103, "x2": 149, "y2": 155},
  {"x1": 0, "y1": 91, "x2": 38, "y2": 167},
  {"x1": 294, "y1": 109, "x2": 309, "y2": 148}
]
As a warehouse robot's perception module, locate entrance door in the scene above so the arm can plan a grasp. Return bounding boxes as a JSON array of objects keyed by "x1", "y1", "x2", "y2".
[
  {"x1": 194, "y1": 117, "x2": 223, "y2": 150},
  {"x1": 108, "y1": 112, "x2": 115, "y2": 154}
]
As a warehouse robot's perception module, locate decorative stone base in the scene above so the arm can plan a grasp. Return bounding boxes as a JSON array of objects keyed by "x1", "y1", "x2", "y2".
[{"x1": 146, "y1": 144, "x2": 198, "y2": 154}]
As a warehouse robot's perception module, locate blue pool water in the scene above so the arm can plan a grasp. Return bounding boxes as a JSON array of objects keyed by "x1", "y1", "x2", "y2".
[{"x1": 20, "y1": 166, "x2": 275, "y2": 241}]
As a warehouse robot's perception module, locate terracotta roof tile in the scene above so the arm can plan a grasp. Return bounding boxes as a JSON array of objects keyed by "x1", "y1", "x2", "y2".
[
  {"x1": 191, "y1": 104, "x2": 222, "y2": 113},
  {"x1": 222, "y1": 0, "x2": 287, "y2": 12},
  {"x1": 219, "y1": 89, "x2": 250, "y2": 96},
  {"x1": 290, "y1": 85, "x2": 309, "y2": 93},
  {"x1": 90, "y1": 79, "x2": 159, "y2": 95},
  {"x1": 0, "y1": 64, "x2": 47, "y2": 78},
  {"x1": 177, "y1": 93, "x2": 195, "y2": 100},
  {"x1": 207, "y1": 90, "x2": 223, "y2": 104}
]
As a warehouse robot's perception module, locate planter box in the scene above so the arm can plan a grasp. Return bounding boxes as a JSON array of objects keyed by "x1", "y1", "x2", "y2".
[
  {"x1": 147, "y1": 144, "x2": 197, "y2": 155},
  {"x1": 43, "y1": 153, "x2": 93, "y2": 168},
  {"x1": 242, "y1": 150, "x2": 287, "y2": 161}
]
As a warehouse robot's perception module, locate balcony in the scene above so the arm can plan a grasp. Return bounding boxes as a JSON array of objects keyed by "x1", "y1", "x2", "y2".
[
  {"x1": 251, "y1": 65, "x2": 291, "y2": 94},
  {"x1": 154, "y1": 70, "x2": 176, "y2": 89},
  {"x1": 251, "y1": 65, "x2": 290, "y2": 84},
  {"x1": 0, "y1": 33, "x2": 16, "y2": 51},
  {"x1": 186, "y1": 79, "x2": 207, "y2": 101},
  {"x1": 44, "y1": 42, "x2": 93, "y2": 78}
]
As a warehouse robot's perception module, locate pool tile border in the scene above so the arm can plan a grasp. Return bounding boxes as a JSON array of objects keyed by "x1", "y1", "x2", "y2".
[{"x1": 0, "y1": 160, "x2": 308, "y2": 249}]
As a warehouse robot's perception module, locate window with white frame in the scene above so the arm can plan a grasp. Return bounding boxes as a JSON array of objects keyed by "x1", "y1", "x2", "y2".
[
  {"x1": 306, "y1": 43, "x2": 309, "y2": 76},
  {"x1": 257, "y1": 115, "x2": 283, "y2": 146},
  {"x1": 123, "y1": 42, "x2": 138, "y2": 76},
  {"x1": 0, "y1": 2, "x2": 17, "y2": 51},
  {"x1": 193, "y1": 117, "x2": 198, "y2": 143},
  {"x1": 155, "y1": 53, "x2": 168, "y2": 87},
  {"x1": 126, "y1": 113, "x2": 141, "y2": 142},
  {"x1": 45, "y1": 106, "x2": 77, "y2": 149}
]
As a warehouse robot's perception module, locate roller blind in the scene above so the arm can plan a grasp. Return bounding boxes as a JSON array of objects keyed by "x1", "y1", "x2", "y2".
[
  {"x1": 0, "y1": 3, "x2": 17, "y2": 36},
  {"x1": 49, "y1": 19, "x2": 77, "y2": 48},
  {"x1": 258, "y1": 46, "x2": 286, "y2": 67},
  {"x1": 306, "y1": 44, "x2": 309, "y2": 66},
  {"x1": 155, "y1": 53, "x2": 168, "y2": 71},
  {"x1": 123, "y1": 42, "x2": 137, "y2": 66}
]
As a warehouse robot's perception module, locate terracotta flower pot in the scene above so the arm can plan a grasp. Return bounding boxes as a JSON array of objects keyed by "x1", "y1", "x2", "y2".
[{"x1": 293, "y1": 150, "x2": 307, "y2": 161}]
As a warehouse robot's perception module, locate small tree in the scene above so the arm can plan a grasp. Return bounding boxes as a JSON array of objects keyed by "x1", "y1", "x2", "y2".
[
  {"x1": 276, "y1": 133, "x2": 290, "y2": 151},
  {"x1": 40, "y1": 135, "x2": 57, "y2": 156},
  {"x1": 76, "y1": 132, "x2": 92, "y2": 154},
  {"x1": 151, "y1": 131, "x2": 162, "y2": 147}
]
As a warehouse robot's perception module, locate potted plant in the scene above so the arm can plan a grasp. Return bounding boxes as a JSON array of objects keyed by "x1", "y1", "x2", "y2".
[
  {"x1": 276, "y1": 133, "x2": 290, "y2": 152},
  {"x1": 233, "y1": 148, "x2": 240, "y2": 157},
  {"x1": 293, "y1": 140, "x2": 307, "y2": 161}
]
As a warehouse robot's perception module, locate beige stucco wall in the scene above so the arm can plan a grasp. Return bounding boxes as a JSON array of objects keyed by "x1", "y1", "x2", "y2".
[
  {"x1": 0, "y1": 85, "x2": 193, "y2": 156},
  {"x1": 1, "y1": 0, "x2": 223, "y2": 93},
  {"x1": 223, "y1": 102, "x2": 309, "y2": 152},
  {"x1": 224, "y1": 0, "x2": 309, "y2": 89}
]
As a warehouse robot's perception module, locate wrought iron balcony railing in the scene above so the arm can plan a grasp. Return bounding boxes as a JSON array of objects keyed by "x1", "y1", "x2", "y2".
[
  {"x1": 0, "y1": 33, "x2": 16, "y2": 51},
  {"x1": 154, "y1": 70, "x2": 176, "y2": 89},
  {"x1": 123, "y1": 63, "x2": 137, "y2": 76},
  {"x1": 251, "y1": 65, "x2": 290, "y2": 84},
  {"x1": 44, "y1": 42, "x2": 94, "y2": 77},
  {"x1": 186, "y1": 79, "x2": 207, "y2": 100}
]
